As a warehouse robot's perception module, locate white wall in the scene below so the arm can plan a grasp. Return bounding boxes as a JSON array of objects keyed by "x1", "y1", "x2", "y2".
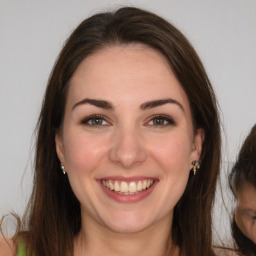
[{"x1": 1, "y1": 0, "x2": 256, "y2": 242}]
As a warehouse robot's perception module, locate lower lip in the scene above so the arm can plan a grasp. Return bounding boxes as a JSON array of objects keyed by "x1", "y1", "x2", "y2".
[{"x1": 98, "y1": 181, "x2": 158, "y2": 203}]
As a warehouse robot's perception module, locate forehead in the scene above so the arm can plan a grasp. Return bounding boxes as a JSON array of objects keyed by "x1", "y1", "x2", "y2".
[{"x1": 68, "y1": 44, "x2": 191, "y2": 113}]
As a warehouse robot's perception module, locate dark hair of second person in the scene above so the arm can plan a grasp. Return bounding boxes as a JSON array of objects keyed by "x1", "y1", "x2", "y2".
[{"x1": 229, "y1": 124, "x2": 256, "y2": 255}]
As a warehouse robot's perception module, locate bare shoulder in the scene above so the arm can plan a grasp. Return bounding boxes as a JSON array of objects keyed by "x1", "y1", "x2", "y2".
[{"x1": 0, "y1": 237, "x2": 16, "y2": 256}]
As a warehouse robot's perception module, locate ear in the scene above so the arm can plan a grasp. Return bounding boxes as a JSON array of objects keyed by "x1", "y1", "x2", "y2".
[
  {"x1": 190, "y1": 128, "x2": 205, "y2": 162},
  {"x1": 55, "y1": 133, "x2": 66, "y2": 165}
]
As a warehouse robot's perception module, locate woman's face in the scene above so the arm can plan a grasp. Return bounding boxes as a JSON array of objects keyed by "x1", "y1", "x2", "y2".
[
  {"x1": 235, "y1": 182, "x2": 256, "y2": 244},
  {"x1": 56, "y1": 44, "x2": 204, "y2": 234}
]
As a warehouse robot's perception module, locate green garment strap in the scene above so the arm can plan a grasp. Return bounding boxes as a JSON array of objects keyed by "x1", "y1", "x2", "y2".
[{"x1": 16, "y1": 241, "x2": 26, "y2": 256}]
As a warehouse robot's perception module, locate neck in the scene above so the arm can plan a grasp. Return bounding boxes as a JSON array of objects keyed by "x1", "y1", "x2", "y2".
[{"x1": 74, "y1": 215, "x2": 180, "y2": 256}]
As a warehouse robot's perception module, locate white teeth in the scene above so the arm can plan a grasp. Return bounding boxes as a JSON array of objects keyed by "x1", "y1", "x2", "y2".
[
  {"x1": 102, "y1": 179, "x2": 155, "y2": 194},
  {"x1": 120, "y1": 181, "x2": 128, "y2": 193},
  {"x1": 109, "y1": 180, "x2": 114, "y2": 190},
  {"x1": 114, "y1": 181, "x2": 120, "y2": 192},
  {"x1": 128, "y1": 182, "x2": 137, "y2": 193},
  {"x1": 137, "y1": 180, "x2": 142, "y2": 191},
  {"x1": 142, "y1": 180, "x2": 147, "y2": 190}
]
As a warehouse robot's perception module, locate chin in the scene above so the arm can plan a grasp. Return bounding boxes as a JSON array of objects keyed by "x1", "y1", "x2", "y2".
[
  {"x1": 101, "y1": 211, "x2": 155, "y2": 234},
  {"x1": 106, "y1": 220, "x2": 151, "y2": 234}
]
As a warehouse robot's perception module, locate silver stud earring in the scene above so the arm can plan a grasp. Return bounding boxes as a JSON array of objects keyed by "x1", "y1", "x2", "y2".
[{"x1": 61, "y1": 165, "x2": 66, "y2": 175}]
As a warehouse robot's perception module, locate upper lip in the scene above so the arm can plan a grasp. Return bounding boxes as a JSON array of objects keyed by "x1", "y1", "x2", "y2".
[{"x1": 97, "y1": 176, "x2": 159, "y2": 182}]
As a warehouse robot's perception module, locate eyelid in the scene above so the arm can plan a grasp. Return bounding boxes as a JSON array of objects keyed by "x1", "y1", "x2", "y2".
[
  {"x1": 80, "y1": 114, "x2": 111, "y2": 126},
  {"x1": 145, "y1": 114, "x2": 176, "y2": 126}
]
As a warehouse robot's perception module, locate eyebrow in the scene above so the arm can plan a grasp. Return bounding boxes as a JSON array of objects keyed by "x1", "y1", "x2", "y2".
[
  {"x1": 72, "y1": 98, "x2": 113, "y2": 110},
  {"x1": 140, "y1": 99, "x2": 184, "y2": 112},
  {"x1": 72, "y1": 98, "x2": 184, "y2": 112}
]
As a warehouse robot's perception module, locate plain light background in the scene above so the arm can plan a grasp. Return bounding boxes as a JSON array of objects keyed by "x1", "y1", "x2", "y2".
[{"x1": 0, "y1": 0, "x2": 256, "y2": 243}]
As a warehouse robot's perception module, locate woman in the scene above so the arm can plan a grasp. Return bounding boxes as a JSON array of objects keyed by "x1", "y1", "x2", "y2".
[
  {"x1": 0, "y1": 6, "x2": 221, "y2": 256},
  {"x1": 229, "y1": 125, "x2": 256, "y2": 256}
]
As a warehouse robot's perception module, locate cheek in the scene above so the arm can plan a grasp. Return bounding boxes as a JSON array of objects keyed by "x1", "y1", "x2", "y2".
[
  {"x1": 149, "y1": 133, "x2": 192, "y2": 172},
  {"x1": 63, "y1": 130, "x2": 108, "y2": 173},
  {"x1": 252, "y1": 227, "x2": 256, "y2": 243},
  {"x1": 147, "y1": 134, "x2": 192, "y2": 211},
  {"x1": 62, "y1": 131, "x2": 109, "y2": 207},
  {"x1": 235, "y1": 211, "x2": 251, "y2": 238}
]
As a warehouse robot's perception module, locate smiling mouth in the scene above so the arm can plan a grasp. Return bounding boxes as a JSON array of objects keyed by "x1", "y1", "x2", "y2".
[{"x1": 101, "y1": 179, "x2": 155, "y2": 195}]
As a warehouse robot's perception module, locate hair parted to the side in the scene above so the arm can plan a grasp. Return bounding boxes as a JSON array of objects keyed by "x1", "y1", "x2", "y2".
[
  {"x1": 17, "y1": 7, "x2": 221, "y2": 256},
  {"x1": 229, "y1": 124, "x2": 256, "y2": 255}
]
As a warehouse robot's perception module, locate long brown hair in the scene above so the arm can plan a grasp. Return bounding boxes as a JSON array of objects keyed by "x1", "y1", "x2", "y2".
[
  {"x1": 229, "y1": 125, "x2": 256, "y2": 255},
  {"x1": 17, "y1": 7, "x2": 221, "y2": 256}
]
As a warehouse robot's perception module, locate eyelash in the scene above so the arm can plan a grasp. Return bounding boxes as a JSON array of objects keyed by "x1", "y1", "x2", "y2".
[
  {"x1": 80, "y1": 114, "x2": 175, "y2": 127},
  {"x1": 80, "y1": 114, "x2": 109, "y2": 126},
  {"x1": 146, "y1": 114, "x2": 176, "y2": 127}
]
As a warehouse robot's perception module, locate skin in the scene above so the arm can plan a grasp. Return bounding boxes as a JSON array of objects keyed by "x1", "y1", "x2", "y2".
[
  {"x1": 56, "y1": 44, "x2": 204, "y2": 256},
  {"x1": 235, "y1": 182, "x2": 256, "y2": 244},
  {"x1": 0, "y1": 237, "x2": 15, "y2": 256}
]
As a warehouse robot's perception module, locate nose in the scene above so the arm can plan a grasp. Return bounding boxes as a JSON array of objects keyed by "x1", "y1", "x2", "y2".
[{"x1": 108, "y1": 127, "x2": 147, "y2": 169}]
